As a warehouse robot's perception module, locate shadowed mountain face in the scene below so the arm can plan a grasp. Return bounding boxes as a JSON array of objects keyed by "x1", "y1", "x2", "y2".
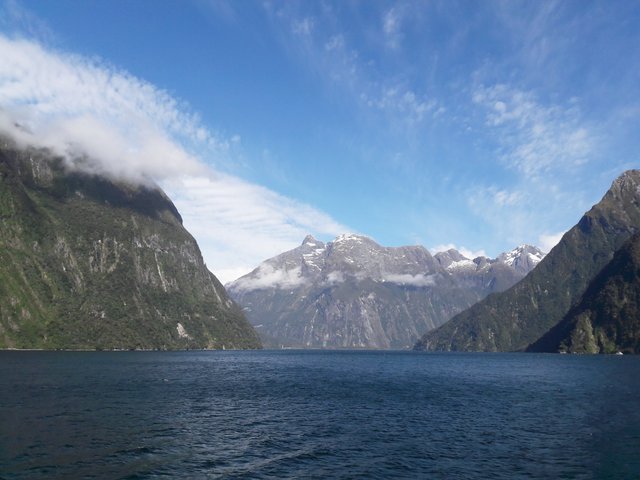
[
  {"x1": 415, "y1": 170, "x2": 640, "y2": 352},
  {"x1": 227, "y1": 234, "x2": 543, "y2": 349},
  {"x1": 0, "y1": 136, "x2": 260, "y2": 350},
  {"x1": 528, "y1": 233, "x2": 640, "y2": 354}
]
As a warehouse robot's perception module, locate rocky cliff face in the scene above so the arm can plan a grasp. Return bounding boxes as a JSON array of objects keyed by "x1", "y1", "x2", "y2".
[
  {"x1": 227, "y1": 234, "x2": 544, "y2": 349},
  {"x1": 415, "y1": 170, "x2": 640, "y2": 352},
  {"x1": 0, "y1": 136, "x2": 261, "y2": 350},
  {"x1": 528, "y1": 233, "x2": 640, "y2": 354}
]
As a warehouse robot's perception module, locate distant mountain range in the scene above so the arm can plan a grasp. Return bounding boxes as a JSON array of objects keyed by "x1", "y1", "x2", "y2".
[
  {"x1": 416, "y1": 170, "x2": 640, "y2": 353},
  {"x1": 6, "y1": 128, "x2": 637, "y2": 354},
  {"x1": 0, "y1": 135, "x2": 260, "y2": 350},
  {"x1": 227, "y1": 234, "x2": 544, "y2": 348}
]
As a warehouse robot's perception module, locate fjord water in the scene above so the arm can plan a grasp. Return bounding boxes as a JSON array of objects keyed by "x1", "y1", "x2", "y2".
[{"x1": 1, "y1": 351, "x2": 639, "y2": 479}]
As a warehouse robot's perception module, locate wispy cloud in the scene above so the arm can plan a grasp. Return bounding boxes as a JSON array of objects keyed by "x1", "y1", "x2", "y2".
[
  {"x1": 291, "y1": 17, "x2": 314, "y2": 36},
  {"x1": 472, "y1": 83, "x2": 594, "y2": 177},
  {"x1": 463, "y1": 176, "x2": 594, "y2": 256},
  {"x1": 264, "y1": 3, "x2": 439, "y2": 128},
  {"x1": 464, "y1": 79, "x2": 604, "y2": 252},
  {"x1": 360, "y1": 86, "x2": 436, "y2": 124},
  {"x1": 0, "y1": 33, "x2": 349, "y2": 283},
  {"x1": 382, "y1": 6, "x2": 404, "y2": 50},
  {"x1": 0, "y1": 0, "x2": 54, "y2": 43},
  {"x1": 470, "y1": 185, "x2": 526, "y2": 209}
]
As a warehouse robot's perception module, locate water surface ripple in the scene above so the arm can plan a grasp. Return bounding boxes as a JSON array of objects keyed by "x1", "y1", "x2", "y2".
[{"x1": 1, "y1": 350, "x2": 639, "y2": 479}]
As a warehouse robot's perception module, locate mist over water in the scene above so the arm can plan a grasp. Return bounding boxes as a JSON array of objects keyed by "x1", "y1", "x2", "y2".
[{"x1": 1, "y1": 350, "x2": 639, "y2": 479}]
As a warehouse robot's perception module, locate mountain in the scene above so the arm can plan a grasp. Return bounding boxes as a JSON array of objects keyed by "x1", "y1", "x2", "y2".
[
  {"x1": 415, "y1": 170, "x2": 640, "y2": 352},
  {"x1": 0, "y1": 135, "x2": 261, "y2": 350},
  {"x1": 528, "y1": 233, "x2": 640, "y2": 354},
  {"x1": 227, "y1": 234, "x2": 544, "y2": 348},
  {"x1": 435, "y1": 245, "x2": 544, "y2": 295}
]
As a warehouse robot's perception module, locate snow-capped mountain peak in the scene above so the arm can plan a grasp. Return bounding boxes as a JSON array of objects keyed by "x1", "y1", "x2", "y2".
[
  {"x1": 334, "y1": 233, "x2": 364, "y2": 242},
  {"x1": 497, "y1": 245, "x2": 546, "y2": 274},
  {"x1": 302, "y1": 234, "x2": 320, "y2": 246},
  {"x1": 227, "y1": 234, "x2": 548, "y2": 349}
]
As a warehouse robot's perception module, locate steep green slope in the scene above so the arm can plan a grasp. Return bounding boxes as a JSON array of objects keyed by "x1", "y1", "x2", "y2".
[
  {"x1": 528, "y1": 233, "x2": 640, "y2": 354},
  {"x1": 0, "y1": 137, "x2": 261, "y2": 350},
  {"x1": 415, "y1": 170, "x2": 640, "y2": 352}
]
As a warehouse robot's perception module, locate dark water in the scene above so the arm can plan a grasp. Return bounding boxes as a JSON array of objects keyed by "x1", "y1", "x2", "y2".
[{"x1": 1, "y1": 351, "x2": 639, "y2": 479}]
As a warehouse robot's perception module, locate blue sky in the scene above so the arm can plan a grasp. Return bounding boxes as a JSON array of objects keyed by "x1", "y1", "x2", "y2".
[{"x1": 1, "y1": 0, "x2": 639, "y2": 282}]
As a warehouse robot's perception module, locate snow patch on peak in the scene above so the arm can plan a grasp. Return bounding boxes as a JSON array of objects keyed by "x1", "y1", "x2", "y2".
[
  {"x1": 527, "y1": 251, "x2": 544, "y2": 265},
  {"x1": 446, "y1": 259, "x2": 476, "y2": 271},
  {"x1": 500, "y1": 245, "x2": 544, "y2": 266},
  {"x1": 333, "y1": 233, "x2": 369, "y2": 244}
]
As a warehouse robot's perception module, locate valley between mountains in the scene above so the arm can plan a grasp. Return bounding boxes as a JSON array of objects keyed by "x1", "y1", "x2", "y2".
[{"x1": 1, "y1": 131, "x2": 639, "y2": 353}]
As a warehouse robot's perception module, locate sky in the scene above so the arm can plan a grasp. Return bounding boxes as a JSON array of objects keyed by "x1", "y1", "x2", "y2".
[{"x1": 0, "y1": 0, "x2": 639, "y2": 283}]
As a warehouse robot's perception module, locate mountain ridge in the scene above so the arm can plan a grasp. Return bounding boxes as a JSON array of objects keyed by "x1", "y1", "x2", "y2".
[
  {"x1": 415, "y1": 169, "x2": 640, "y2": 352},
  {"x1": 228, "y1": 233, "x2": 544, "y2": 349}
]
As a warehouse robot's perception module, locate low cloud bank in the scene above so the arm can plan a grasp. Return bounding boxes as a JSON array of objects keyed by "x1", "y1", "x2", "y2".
[
  {"x1": 231, "y1": 265, "x2": 306, "y2": 292},
  {"x1": 0, "y1": 35, "x2": 212, "y2": 183},
  {"x1": 383, "y1": 273, "x2": 436, "y2": 287}
]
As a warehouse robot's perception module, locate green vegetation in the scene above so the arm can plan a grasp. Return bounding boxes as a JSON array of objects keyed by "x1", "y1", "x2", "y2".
[
  {"x1": 528, "y1": 233, "x2": 640, "y2": 354},
  {"x1": 0, "y1": 137, "x2": 261, "y2": 350}
]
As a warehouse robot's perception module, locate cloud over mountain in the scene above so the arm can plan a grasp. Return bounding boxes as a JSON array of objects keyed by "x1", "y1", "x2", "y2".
[{"x1": 0, "y1": 34, "x2": 349, "y2": 282}]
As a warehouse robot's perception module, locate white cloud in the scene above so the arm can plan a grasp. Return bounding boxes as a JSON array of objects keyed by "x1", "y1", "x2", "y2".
[
  {"x1": 538, "y1": 231, "x2": 565, "y2": 253},
  {"x1": 0, "y1": 34, "x2": 349, "y2": 284},
  {"x1": 0, "y1": 35, "x2": 216, "y2": 183},
  {"x1": 459, "y1": 247, "x2": 486, "y2": 259},
  {"x1": 163, "y1": 175, "x2": 347, "y2": 283},
  {"x1": 383, "y1": 273, "x2": 436, "y2": 287},
  {"x1": 0, "y1": 112, "x2": 208, "y2": 184}
]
